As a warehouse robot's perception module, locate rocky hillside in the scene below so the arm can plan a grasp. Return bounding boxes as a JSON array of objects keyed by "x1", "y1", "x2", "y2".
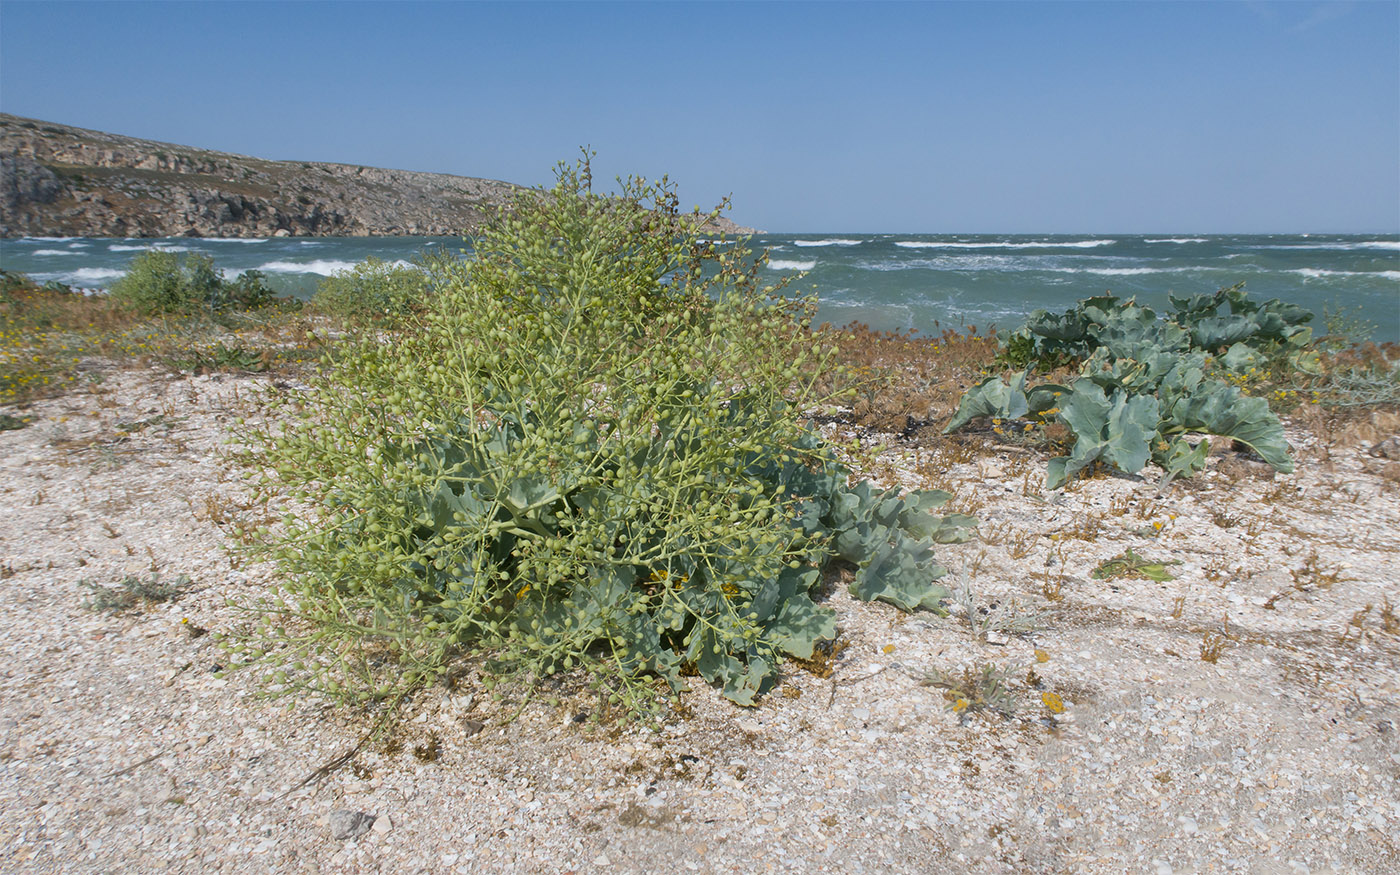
[
  {"x1": 0, "y1": 113, "x2": 527, "y2": 238},
  {"x1": 0, "y1": 114, "x2": 759, "y2": 239}
]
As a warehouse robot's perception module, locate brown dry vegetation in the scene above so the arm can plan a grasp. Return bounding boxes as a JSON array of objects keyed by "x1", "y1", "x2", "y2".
[{"x1": 1, "y1": 274, "x2": 321, "y2": 406}]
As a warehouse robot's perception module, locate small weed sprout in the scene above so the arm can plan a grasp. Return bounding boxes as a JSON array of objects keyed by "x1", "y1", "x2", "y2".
[
  {"x1": 81, "y1": 573, "x2": 189, "y2": 614},
  {"x1": 1339, "y1": 606, "x2": 1373, "y2": 645},
  {"x1": 1092, "y1": 549, "x2": 1181, "y2": 582},
  {"x1": 1291, "y1": 551, "x2": 1347, "y2": 591},
  {"x1": 1199, "y1": 631, "x2": 1231, "y2": 664},
  {"x1": 1040, "y1": 541, "x2": 1072, "y2": 601},
  {"x1": 1199, "y1": 613, "x2": 1235, "y2": 664},
  {"x1": 923, "y1": 662, "x2": 1021, "y2": 718},
  {"x1": 950, "y1": 578, "x2": 1042, "y2": 643},
  {"x1": 1381, "y1": 598, "x2": 1399, "y2": 636},
  {"x1": 923, "y1": 649, "x2": 1059, "y2": 721},
  {"x1": 1007, "y1": 531, "x2": 1037, "y2": 560},
  {"x1": 1210, "y1": 509, "x2": 1242, "y2": 529},
  {"x1": 979, "y1": 520, "x2": 1013, "y2": 546}
]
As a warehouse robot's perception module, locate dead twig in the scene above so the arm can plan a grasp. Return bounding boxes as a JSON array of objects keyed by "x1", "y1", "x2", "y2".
[
  {"x1": 277, "y1": 694, "x2": 407, "y2": 798},
  {"x1": 102, "y1": 752, "x2": 162, "y2": 779},
  {"x1": 827, "y1": 664, "x2": 892, "y2": 708}
]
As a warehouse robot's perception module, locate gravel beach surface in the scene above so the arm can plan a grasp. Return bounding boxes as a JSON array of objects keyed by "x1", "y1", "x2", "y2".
[{"x1": 2, "y1": 367, "x2": 1397, "y2": 873}]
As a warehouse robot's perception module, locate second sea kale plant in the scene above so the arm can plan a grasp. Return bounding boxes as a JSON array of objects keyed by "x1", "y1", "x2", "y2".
[{"x1": 946, "y1": 285, "x2": 1310, "y2": 489}]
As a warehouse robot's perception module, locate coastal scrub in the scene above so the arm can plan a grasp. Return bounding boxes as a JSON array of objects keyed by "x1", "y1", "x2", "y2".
[{"x1": 230, "y1": 157, "x2": 974, "y2": 713}]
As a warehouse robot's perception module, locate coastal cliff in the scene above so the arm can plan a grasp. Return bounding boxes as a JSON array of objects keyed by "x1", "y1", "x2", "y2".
[
  {"x1": 0, "y1": 113, "x2": 521, "y2": 238},
  {"x1": 0, "y1": 114, "x2": 758, "y2": 239}
]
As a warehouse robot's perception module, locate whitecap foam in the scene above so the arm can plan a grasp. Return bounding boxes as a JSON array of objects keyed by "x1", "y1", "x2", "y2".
[
  {"x1": 766, "y1": 259, "x2": 816, "y2": 271},
  {"x1": 1045, "y1": 266, "x2": 1203, "y2": 276},
  {"x1": 257, "y1": 259, "x2": 362, "y2": 276},
  {"x1": 32, "y1": 249, "x2": 80, "y2": 256},
  {"x1": 1251, "y1": 241, "x2": 1400, "y2": 251},
  {"x1": 197, "y1": 237, "x2": 270, "y2": 243},
  {"x1": 1144, "y1": 238, "x2": 1208, "y2": 244},
  {"x1": 894, "y1": 239, "x2": 1115, "y2": 250},
  {"x1": 108, "y1": 243, "x2": 192, "y2": 252},
  {"x1": 792, "y1": 239, "x2": 862, "y2": 247},
  {"x1": 853, "y1": 254, "x2": 1033, "y2": 272},
  {"x1": 19, "y1": 236, "x2": 81, "y2": 242},
  {"x1": 1291, "y1": 268, "x2": 1400, "y2": 280},
  {"x1": 257, "y1": 258, "x2": 418, "y2": 276},
  {"x1": 35, "y1": 267, "x2": 127, "y2": 284}
]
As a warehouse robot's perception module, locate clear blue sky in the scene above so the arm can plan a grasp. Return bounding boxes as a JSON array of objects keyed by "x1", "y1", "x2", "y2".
[{"x1": 2, "y1": 1, "x2": 1396, "y2": 232}]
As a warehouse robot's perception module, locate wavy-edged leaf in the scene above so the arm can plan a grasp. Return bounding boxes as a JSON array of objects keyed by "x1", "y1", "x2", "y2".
[
  {"x1": 848, "y1": 534, "x2": 951, "y2": 614},
  {"x1": 695, "y1": 636, "x2": 776, "y2": 707},
  {"x1": 1047, "y1": 381, "x2": 1158, "y2": 488},
  {"x1": 1164, "y1": 381, "x2": 1292, "y2": 472},
  {"x1": 1220, "y1": 342, "x2": 1265, "y2": 373},
  {"x1": 1154, "y1": 437, "x2": 1209, "y2": 482},
  {"x1": 1026, "y1": 383, "x2": 1073, "y2": 420},
  {"x1": 943, "y1": 373, "x2": 1029, "y2": 433},
  {"x1": 765, "y1": 590, "x2": 835, "y2": 660},
  {"x1": 1190, "y1": 315, "x2": 1259, "y2": 351}
]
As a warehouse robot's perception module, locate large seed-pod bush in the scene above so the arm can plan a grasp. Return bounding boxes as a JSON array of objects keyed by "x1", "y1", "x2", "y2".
[{"x1": 233, "y1": 157, "x2": 974, "y2": 710}]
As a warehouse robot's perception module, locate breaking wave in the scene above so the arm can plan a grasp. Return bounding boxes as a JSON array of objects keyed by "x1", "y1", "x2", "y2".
[
  {"x1": 257, "y1": 259, "x2": 362, "y2": 276},
  {"x1": 766, "y1": 259, "x2": 817, "y2": 271},
  {"x1": 256, "y1": 259, "x2": 417, "y2": 276},
  {"x1": 1291, "y1": 268, "x2": 1400, "y2": 280},
  {"x1": 32, "y1": 267, "x2": 127, "y2": 285},
  {"x1": 1252, "y1": 241, "x2": 1400, "y2": 251},
  {"x1": 894, "y1": 239, "x2": 1115, "y2": 250},
  {"x1": 108, "y1": 243, "x2": 192, "y2": 252}
]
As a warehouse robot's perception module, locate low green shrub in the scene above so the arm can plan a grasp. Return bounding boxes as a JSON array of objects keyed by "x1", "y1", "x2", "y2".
[
  {"x1": 109, "y1": 251, "x2": 285, "y2": 315},
  {"x1": 225, "y1": 269, "x2": 277, "y2": 310},
  {"x1": 109, "y1": 250, "x2": 218, "y2": 315},
  {"x1": 311, "y1": 256, "x2": 428, "y2": 322},
  {"x1": 1, "y1": 270, "x2": 35, "y2": 295},
  {"x1": 231, "y1": 157, "x2": 974, "y2": 714}
]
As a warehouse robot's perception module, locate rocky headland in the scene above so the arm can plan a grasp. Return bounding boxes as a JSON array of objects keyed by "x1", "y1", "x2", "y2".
[{"x1": 0, "y1": 114, "x2": 757, "y2": 239}]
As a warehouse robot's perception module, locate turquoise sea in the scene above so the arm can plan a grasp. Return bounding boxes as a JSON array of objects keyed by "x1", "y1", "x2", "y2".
[{"x1": 3, "y1": 233, "x2": 1397, "y2": 342}]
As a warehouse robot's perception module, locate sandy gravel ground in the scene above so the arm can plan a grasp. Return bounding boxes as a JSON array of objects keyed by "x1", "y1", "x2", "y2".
[{"x1": 1, "y1": 366, "x2": 1397, "y2": 874}]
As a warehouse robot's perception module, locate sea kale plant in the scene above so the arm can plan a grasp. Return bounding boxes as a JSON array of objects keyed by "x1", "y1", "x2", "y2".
[
  {"x1": 947, "y1": 285, "x2": 1311, "y2": 489},
  {"x1": 231, "y1": 157, "x2": 975, "y2": 712}
]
